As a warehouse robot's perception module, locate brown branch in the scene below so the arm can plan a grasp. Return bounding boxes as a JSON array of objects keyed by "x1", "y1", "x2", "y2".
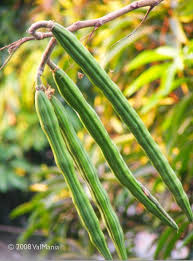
[
  {"x1": 0, "y1": 0, "x2": 163, "y2": 74},
  {"x1": 34, "y1": 0, "x2": 163, "y2": 87},
  {"x1": 27, "y1": 20, "x2": 53, "y2": 39},
  {"x1": 67, "y1": 0, "x2": 163, "y2": 32},
  {"x1": 27, "y1": 0, "x2": 163, "y2": 37}
]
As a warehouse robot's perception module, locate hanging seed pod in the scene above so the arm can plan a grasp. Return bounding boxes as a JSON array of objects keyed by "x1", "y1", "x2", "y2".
[
  {"x1": 49, "y1": 64, "x2": 178, "y2": 230},
  {"x1": 35, "y1": 89, "x2": 112, "y2": 260},
  {"x1": 51, "y1": 23, "x2": 193, "y2": 222},
  {"x1": 51, "y1": 95, "x2": 127, "y2": 259}
]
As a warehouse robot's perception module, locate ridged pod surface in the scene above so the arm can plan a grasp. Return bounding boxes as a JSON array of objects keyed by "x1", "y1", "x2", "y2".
[
  {"x1": 51, "y1": 67, "x2": 178, "y2": 230},
  {"x1": 51, "y1": 95, "x2": 127, "y2": 260},
  {"x1": 52, "y1": 23, "x2": 193, "y2": 222},
  {"x1": 35, "y1": 90, "x2": 112, "y2": 260}
]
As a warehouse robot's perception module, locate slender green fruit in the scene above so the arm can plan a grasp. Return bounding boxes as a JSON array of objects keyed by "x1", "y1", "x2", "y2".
[
  {"x1": 51, "y1": 23, "x2": 193, "y2": 222},
  {"x1": 50, "y1": 65, "x2": 178, "y2": 230},
  {"x1": 35, "y1": 89, "x2": 112, "y2": 260},
  {"x1": 51, "y1": 95, "x2": 127, "y2": 260}
]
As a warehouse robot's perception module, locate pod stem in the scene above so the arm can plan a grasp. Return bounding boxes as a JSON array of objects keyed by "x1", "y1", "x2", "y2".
[
  {"x1": 36, "y1": 38, "x2": 56, "y2": 87},
  {"x1": 47, "y1": 59, "x2": 58, "y2": 72}
]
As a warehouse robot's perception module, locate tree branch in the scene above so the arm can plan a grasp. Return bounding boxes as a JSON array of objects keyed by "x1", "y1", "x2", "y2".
[
  {"x1": 67, "y1": 0, "x2": 163, "y2": 32},
  {"x1": 27, "y1": 0, "x2": 163, "y2": 37},
  {"x1": 27, "y1": 20, "x2": 53, "y2": 39},
  {"x1": 33, "y1": 0, "x2": 163, "y2": 87},
  {"x1": 0, "y1": 0, "x2": 163, "y2": 80}
]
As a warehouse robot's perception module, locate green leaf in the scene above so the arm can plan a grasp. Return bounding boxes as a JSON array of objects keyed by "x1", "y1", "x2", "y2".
[
  {"x1": 177, "y1": 0, "x2": 193, "y2": 21},
  {"x1": 154, "y1": 227, "x2": 172, "y2": 259},
  {"x1": 165, "y1": 93, "x2": 193, "y2": 150},
  {"x1": 141, "y1": 62, "x2": 178, "y2": 113},
  {"x1": 17, "y1": 205, "x2": 45, "y2": 243},
  {"x1": 181, "y1": 231, "x2": 193, "y2": 247},
  {"x1": 124, "y1": 63, "x2": 169, "y2": 97},
  {"x1": 154, "y1": 216, "x2": 186, "y2": 259},
  {"x1": 10, "y1": 202, "x2": 36, "y2": 219},
  {"x1": 126, "y1": 47, "x2": 175, "y2": 71},
  {"x1": 163, "y1": 222, "x2": 188, "y2": 259}
]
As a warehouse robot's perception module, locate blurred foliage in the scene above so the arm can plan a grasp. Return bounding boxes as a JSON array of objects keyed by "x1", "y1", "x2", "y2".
[{"x1": 0, "y1": 0, "x2": 193, "y2": 259}]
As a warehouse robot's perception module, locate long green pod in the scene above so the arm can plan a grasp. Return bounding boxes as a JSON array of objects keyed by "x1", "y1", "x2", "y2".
[
  {"x1": 50, "y1": 66, "x2": 178, "y2": 230},
  {"x1": 51, "y1": 23, "x2": 193, "y2": 222},
  {"x1": 51, "y1": 95, "x2": 127, "y2": 260},
  {"x1": 35, "y1": 90, "x2": 112, "y2": 260}
]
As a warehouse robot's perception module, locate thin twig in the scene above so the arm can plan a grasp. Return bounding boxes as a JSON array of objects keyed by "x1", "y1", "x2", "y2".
[
  {"x1": 111, "y1": 5, "x2": 154, "y2": 47},
  {"x1": 0, "y1": 52, "x2": 14, "y2": 71},
  {"x1": 83, "y1": 24, "x2": 101, "y2": 47},
  {"x1": 0, "y1": 36, "x2": 34, "y2": 52},
  {"x1": 0, "y1": 37, "x2": 35, "y2": 71}
]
